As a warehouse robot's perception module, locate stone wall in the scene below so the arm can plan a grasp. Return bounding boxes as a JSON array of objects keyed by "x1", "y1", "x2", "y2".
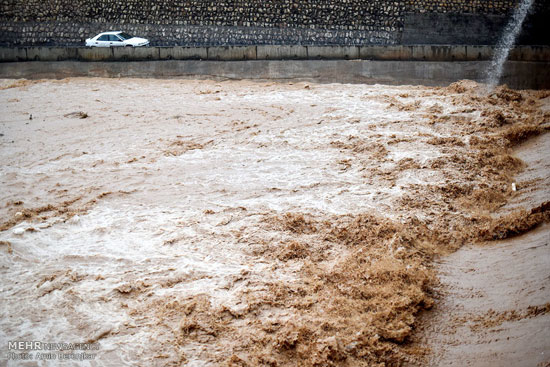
[{"x1": 0, "y1": 0, "x2": 548, "y2": 46}]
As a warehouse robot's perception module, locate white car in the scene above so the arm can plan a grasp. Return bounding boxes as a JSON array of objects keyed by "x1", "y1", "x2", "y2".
[{"x1": 85, "y1": 31, "x2": 149, "y2": 47}]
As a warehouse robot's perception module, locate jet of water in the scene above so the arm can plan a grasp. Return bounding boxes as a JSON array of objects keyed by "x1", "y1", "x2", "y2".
[{"x1": 485, "y1": 0, "x2": 535, "y2": 89}]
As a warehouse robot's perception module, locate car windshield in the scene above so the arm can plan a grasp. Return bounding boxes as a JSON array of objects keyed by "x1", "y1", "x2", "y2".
[{"x1": 118, "y1": 33, "x2": 133, "y2": 40}]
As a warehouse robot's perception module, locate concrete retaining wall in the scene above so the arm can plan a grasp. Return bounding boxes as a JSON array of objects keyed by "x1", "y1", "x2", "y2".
[
  {"x1": 1, "y1": 60, "x2": 549, "y2": 89},
  {"x1": 1, "y1": 45, "x2": 550, "y2": 63}
]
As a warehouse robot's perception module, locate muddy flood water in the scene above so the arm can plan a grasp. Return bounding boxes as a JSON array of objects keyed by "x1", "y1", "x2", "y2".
[{"x1": 0, "y1": 78, "x2": 548, "y2": 366}]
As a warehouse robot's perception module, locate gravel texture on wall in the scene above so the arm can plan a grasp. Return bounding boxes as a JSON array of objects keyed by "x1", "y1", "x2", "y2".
[{"x1": 0, "y1": 0, "x2": 548, "y2": 46}]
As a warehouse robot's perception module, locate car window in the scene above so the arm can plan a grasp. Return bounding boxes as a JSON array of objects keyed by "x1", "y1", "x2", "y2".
[
  {"x1": 98, "y1": 35, "x2": 109, "y2": 41},
  {"x1": 119, "y1": 33, "x2": 133, "y2": 40},
  {"x1": 109, "y1": 35, "x2": 122, "y2": 41}
]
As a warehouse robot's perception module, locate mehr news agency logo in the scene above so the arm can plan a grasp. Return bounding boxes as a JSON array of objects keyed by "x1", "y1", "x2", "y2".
[{"x1": 7, "y1": 341, "x2": 99, "y2": 361}]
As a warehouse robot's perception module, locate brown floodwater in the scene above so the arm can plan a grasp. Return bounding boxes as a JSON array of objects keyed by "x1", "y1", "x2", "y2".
[{"x1": 0, "y1": 78, "x2": 548, "y2": 366}]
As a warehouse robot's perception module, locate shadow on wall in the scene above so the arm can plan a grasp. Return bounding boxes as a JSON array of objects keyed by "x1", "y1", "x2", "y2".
[{"x1": 402, "y1": 8, "x2": 549, "y2": 45}]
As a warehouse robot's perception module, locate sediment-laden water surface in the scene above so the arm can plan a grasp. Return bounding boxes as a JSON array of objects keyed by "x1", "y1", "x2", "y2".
[{"x1": 0, "y1": 78, "x2": 548, "y2": 366}]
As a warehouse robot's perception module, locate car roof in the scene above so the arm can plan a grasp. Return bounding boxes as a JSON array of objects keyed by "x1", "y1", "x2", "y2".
[{"x1": 98, "y1": 31, "x2": 122, "y2": 35}]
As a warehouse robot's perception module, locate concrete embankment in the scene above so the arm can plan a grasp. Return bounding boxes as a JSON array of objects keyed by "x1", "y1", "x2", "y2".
[{"x1": 1, "y1": 45, "x2": 549, "y2": 88}]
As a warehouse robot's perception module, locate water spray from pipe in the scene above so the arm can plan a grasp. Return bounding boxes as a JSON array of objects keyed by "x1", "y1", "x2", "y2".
[{"x1": 485, "y1": 0, "x2": 535, "y2": 90}]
